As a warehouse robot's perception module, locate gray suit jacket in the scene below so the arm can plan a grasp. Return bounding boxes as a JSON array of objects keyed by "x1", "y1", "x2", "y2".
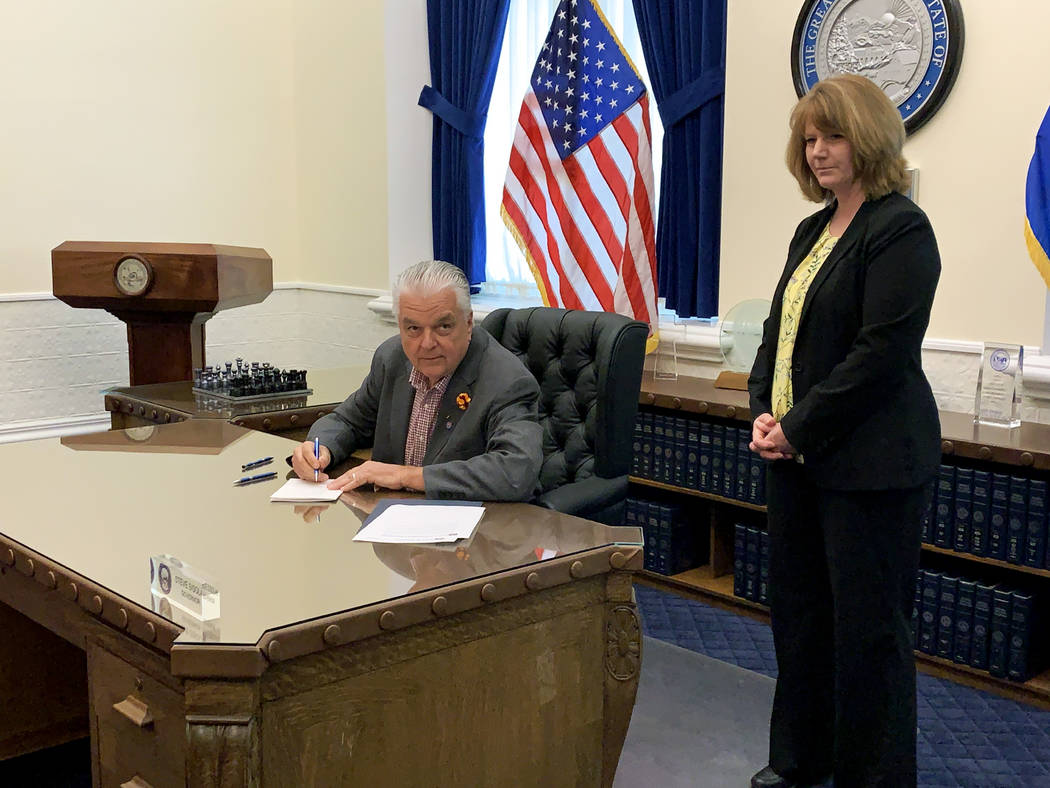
[{"x1": 308, "y1": 327, "x2": 542, "y2": 501}]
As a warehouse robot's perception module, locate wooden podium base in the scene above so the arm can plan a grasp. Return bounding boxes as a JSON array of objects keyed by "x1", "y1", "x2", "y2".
[
  {"x1": 116, "y1": 311, "x2": 210, "y2": 385},
  {"x1": 713, "y1": 370, "x2": 749, "y2": 391}
]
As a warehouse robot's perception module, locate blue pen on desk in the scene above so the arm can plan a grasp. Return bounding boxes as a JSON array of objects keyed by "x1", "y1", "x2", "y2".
[
  {"x1": 233, "y1": 471, "x2": 277, "y2": 486},
  {"x1": 314, "y1": 437, "x2": 320, "y2": 482},
  {"x1": 241, "y1": 456, "x2": 273, "y2": 472}
]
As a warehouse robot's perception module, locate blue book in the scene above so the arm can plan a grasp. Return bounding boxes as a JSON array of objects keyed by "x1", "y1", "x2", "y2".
[
  {"x1": 645, "y1": 502, "x2": 661, "y2": 574},
  {"x1": 936, "y1": 575, "x2": 958, "y2": 660},
  {"x1": 710, "y1": 424, "x2": 724, "y2": 496},
  {"x1": 744, "y1": 526, "x2": 761, "y2": 602},
  {"x1": 970, "y1": 583, "x2": 997, "y2": 671},
  {"x1": 748, "y1": 451, "x2": 763, "y2": 504},
  {"x1": 921, "y1": 484, "x2": 934, "y2": 544},
  {"x1": 989, "y1": 473, "x2": 1010, "y2": 561},
  {"x1": 651, "y1": 414, "x2": 667, "y2": 485},
  {"x1": 735, "y1": 428, "x2": 751, "y2": 502},
  {"x1": 1007, "y1": 591, "x2": 1035, "y2": 682},
  {"x1": 1024, "y1": 479, "x2": 1047, "y2": 569},
  {"x1": 733, "y1": 523, "x2": 747, "y2": 598},
  {"x1": 933, "y1": 464, "x2": 955, "y2": 548},
  {"x1": 953, "y1": 579, "x2": 977, "y2": 665},
  {"x1": 698, "y1": 422, "x2": 712, "y2": 492},
  {"x1": 672, "y1": 417, "x2": 687, "y2": 488},
  {"x1": 918, "y1": 570, "x2": 941, "y2": 655},
  {"x1": 911, "y1": 573, "x2": 924, "y2": 649},
  {"x1": 722, "y1": 427, "x2": 737, "y2": 499},
  {"x1": 657, "y1": 503, "x2": 675, "y2": 574},
  {"x1": 988, "y1": 588, "x2": 1014, "y2": 678},
  {"x1": 685, "y1": 417, "x2": 700, "y2": 490},
  {"x1": 758, "y1": 529, "x2": 770, "y2": 606},
  {"x1": 1006, "y1": 476, "x2": 1028, "y2": 565},
  {"x1": 970, "y1": 470, "x2": 991, "y2": 557},
  {"x1": 640, "y1": 411, "x2": 654, "y2": 480},
  {"x1": 953, "y1": 468, "x2": 973, "y2": 553},
  {"x1": 631, "y1": 413, "x2": 644, "y2": 478}
]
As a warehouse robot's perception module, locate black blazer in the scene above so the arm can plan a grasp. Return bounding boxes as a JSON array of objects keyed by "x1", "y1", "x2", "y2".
[{"x1": 748, "y1": 192, "x2": 941, "y2": 490}]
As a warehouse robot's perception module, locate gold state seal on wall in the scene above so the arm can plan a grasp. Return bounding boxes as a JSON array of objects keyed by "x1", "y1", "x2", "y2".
[{"x1": 791, "y1": 0, "x2": 965, "y2": 134}]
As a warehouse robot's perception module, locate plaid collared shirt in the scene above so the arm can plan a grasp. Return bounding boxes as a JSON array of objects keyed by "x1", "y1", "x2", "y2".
[{"x1": 404, "y1": 368, "x2": 450, "y2": 467}]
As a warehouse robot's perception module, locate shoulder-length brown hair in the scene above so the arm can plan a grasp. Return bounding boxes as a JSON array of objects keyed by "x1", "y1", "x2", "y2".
[{"x1": 786, "y1": 73, "x2": 909, "y2": 203}]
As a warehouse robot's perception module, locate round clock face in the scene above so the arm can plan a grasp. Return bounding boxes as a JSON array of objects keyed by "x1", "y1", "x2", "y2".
[
  {"x1": 791, "y1": 0, "x2": 965, "y2": 134},
  {"x1": 114, "y1": 255, "x2": 154, "y2": 297}
]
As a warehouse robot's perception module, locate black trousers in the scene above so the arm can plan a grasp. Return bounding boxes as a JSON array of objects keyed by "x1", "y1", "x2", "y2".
[{"x1": 765, "y1": 461, "x2": 928, "y2": 788}]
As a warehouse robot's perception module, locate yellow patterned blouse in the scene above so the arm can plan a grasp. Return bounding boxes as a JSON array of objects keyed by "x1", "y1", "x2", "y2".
[{"x1": 771, "y1": 224, "x2": 839, "y2": 421}]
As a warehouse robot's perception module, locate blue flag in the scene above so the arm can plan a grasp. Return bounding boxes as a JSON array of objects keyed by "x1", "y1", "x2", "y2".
[{"x1": 1026, "y1": 106, "x2": 1050, "y2": 288}]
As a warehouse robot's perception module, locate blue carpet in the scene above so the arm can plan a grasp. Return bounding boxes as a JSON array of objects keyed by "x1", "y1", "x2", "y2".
[{"x1": 635, "y1": 584, "x2": 1050, "y2": 788}]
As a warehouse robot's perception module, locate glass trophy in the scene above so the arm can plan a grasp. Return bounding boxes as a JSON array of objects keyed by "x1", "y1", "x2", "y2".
[
  {"x1": 150, "y1": 554, "x2": 221, "y2": 640},
  {"x1": 974, "y1": 343, "x2": 1023, "y2": 428}
]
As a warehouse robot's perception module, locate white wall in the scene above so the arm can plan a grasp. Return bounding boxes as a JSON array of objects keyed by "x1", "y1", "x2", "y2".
[
  {"x1": 0, "y1": 0, "x2": 302, "y2": 291},
  {"x1": 720, "y1": 1, "x2": 1050, "y2": 347}
]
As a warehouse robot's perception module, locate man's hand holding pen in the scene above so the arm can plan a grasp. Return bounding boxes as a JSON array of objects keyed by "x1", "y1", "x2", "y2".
[{"x1": 292, "y1": 440, "x2": 332, "y2": 482}]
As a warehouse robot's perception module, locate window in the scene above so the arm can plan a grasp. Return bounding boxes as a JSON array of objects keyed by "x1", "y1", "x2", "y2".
[{"x1": 482, "y1": 0, "x2": 664, "y2": 294}]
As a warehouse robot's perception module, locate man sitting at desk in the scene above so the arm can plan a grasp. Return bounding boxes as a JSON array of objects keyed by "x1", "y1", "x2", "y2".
[{"x1": 291, "y1": 259, "x2": 542, "y2": 501}]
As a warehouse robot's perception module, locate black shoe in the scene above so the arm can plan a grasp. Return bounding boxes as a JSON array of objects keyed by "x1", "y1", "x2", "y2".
[{"x1": 750, "y1": 765, "x2": 795, "y2": 788}]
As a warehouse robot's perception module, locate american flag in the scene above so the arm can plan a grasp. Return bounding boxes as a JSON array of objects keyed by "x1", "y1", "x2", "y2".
[{"x1": 500, "y1": 0, "x2": 658, "y2": 347}]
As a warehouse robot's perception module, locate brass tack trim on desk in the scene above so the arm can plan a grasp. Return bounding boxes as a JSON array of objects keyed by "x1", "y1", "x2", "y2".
[
  {"x1": 672, "y1": 397, "x2": 681, "y2": 409},
  {"x1": 41, "y1": 570, "x2": 57, "y2": 589},
  {"x1": 480, "y1": 583, "x2": 497, "y2": 602},
  {"x1": 262, "y1": 418, "x2": 272, "y2": 430},
  {"x1": 150, "y1": 409, "x2": 158, "y2": 419},
  {"x1": 267, "y1": 640, "x2": 282, "y2": 660},
  {"x1": 979, "y1": 446, "x2": 992, "y2": 459},
  {"x1": 570, "y1": 560, "x2": 585, "y2": 578},
  {"x1": 697, "y1": 401, "x2": 709, "y2": 413},
  {"x1": 942, "y1": 440, "x2": 954, "y2": 454},
  {"x1": 526, "y1": 572, "x2": 542, "y2": 591},
  {"x1": 289, "y1": 414, "x2": 299, "y2": 425},
  {"x1": 323, "y1": 624, "x2": 342, "y2": 645},
  {"x1": 609, "y1": 552, "x2": 626, "y2": 570},
  {"x1": 2, "y1": 547, "x2": 14, "y2": 566},
  {"x1": 116, "y1": 607, "x2": 129, "y2": 629},
  {"x1": 17, "y1": 557, "x2": 35, "y2": 577},
  {"x1": 89, "y1": 594, "x2": 103, "y2": 614},
  {"x1": 144, "y1": 621, "x2": 156, "y2": 642},
  {"x1": 163, "y1": 412, "x2": 172, "y2": 423},
  {"x1": 726, "y1": 405, "x2": 737, "y2": 418},
  {"x1": 431, "y1": 595, "x2": 448, "y2": 616},
  {"x1": 1021, "y1": 451, "x2": 1035, "y2": 466},
  {"x1": 64, "y1": 581, "x2": 79, "y2": 601},
  {"x1": 379, "y1": 610, "x2": 397, "y2": 630}
]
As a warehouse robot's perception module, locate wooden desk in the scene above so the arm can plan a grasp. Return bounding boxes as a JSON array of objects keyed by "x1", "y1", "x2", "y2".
[
  {"x1": 0, "y1": 422, "x2": 642, "y2": 786},
  {"x1": 104, "y1": 365, "x2": 370, "y2": 440}
]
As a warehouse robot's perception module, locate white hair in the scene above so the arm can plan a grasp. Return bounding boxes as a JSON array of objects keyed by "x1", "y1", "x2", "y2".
[{"x1": 392, "y1": 259, "x2": 471, "y2": 316}]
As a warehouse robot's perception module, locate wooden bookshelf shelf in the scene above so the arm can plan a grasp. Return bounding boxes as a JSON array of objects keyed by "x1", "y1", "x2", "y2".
[
  {"x1": 922, "y1": 543, "x2": 1050, "y2": 579},
  {"x1": 633, "y1": 374, "x2": 1050, "y2": 708},
  {"x1": 628, "y1": 476, "x2": 767, "y2": 512}
]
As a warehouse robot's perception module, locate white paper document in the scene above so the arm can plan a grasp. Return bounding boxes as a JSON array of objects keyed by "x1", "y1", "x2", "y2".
[
  {"x1": 352, "y1": 504, "x2": 485, "y2": 544},
  {"x1": 269, "y1": 479, "x2": 344, "y2": 503}
]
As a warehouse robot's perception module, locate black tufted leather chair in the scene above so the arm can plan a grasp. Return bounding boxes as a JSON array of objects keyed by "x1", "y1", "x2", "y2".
[{"x1": 481, "y1": 307, "x2": 648, "y2": 525}]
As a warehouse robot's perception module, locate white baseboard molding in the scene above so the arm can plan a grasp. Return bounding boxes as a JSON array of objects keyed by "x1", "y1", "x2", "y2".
[{"x1": 0, "y1": 414, "x2": 110, "y2": 445}]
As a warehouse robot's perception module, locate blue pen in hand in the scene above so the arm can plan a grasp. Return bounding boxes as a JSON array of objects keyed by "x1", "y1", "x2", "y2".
[
  {"x1": 241, "y1": 456, "x2": 273, "y2": 472},
  {"x1": 314, "y1": 437, "x2": 320, "y2": 482},
  {"x1": 233, "y1": 471, "x2": 277, "y2": 486}
]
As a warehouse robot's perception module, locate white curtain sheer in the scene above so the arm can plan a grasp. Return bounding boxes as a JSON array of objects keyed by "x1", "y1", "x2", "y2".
[{"x1": 482, "y1": 0, "x2": 664, "y2": 291}]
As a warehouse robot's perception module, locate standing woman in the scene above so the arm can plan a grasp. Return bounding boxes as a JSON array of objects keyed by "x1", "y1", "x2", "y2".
[{"x1": 748, "y1": 74, "x2": 941, "y2": 788}]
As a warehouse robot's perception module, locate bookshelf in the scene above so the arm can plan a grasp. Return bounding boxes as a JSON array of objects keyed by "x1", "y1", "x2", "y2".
[{"x1": 633, "y1": 375, "x2": 1050, "y2": 710}]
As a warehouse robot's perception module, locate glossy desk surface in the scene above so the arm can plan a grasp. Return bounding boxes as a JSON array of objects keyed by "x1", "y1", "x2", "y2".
[
  {"x1": 104, "y1": 365, "x2": 370, "y2": 421},
  {"x1": 2, "y1": 421, "x2": 640, "y2": 652}
]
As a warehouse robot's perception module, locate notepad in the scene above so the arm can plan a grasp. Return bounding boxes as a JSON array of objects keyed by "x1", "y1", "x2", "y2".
[
  {"x1": 269, "y1": 479, "x2": 344, "y2": 502},
  {"x1": 352, "y1": 503, "x2": 485, "y2": 544}
]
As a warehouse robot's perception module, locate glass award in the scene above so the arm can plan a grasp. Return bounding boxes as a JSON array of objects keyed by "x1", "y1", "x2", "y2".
[{"x1": 974, "y1": 343, "x2": 1023, "y2": 428}]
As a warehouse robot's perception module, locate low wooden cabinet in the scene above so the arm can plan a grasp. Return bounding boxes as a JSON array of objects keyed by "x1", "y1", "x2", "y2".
[{"x1": 633, "y1": 375, "x2": 1050, "y2": 709}]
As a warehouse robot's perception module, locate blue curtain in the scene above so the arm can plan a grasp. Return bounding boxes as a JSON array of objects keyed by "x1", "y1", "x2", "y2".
[
  {"x1": 418, "y1": 0, "x2": 512, "y2": 285},
  {"x1": 632, "y1": 0, "x2": 726, "y2": 318}
]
